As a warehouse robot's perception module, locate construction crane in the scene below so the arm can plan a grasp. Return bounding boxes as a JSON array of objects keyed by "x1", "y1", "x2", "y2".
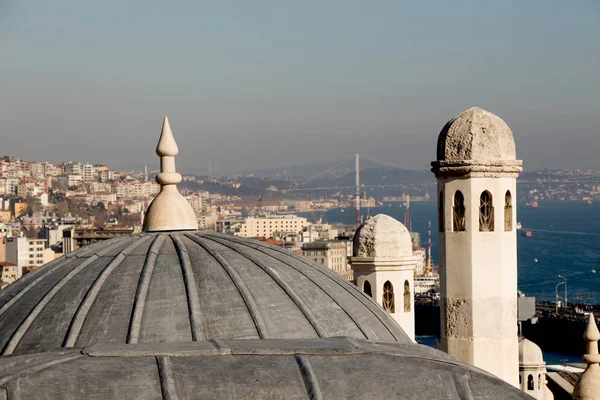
[
  {"x1": 404, "y1": 194, "x2": 411, "y2": 232},
  {"x1": 355, "y1": 154, "x2": 361, "y2": 228},
  {"x1": 426, "y1": 219, "x2": 433, "y2": 276},
  {"x1": 306, "y1": 196, "x2": 318, "y2": 224}
]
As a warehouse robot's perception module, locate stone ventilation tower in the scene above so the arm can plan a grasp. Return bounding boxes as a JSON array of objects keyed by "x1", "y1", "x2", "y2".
[
  {"x1": 431, "y1": 107, "x2": 523, "y2": 386},
  {"x1": 349, "y1": 214, "x2": 418, "y2": 341},
  {"x1": 519, "y1": 339, "x2": 554, "y2": 400}
]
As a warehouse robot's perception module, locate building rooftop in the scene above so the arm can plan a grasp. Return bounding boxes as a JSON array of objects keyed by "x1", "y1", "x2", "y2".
[{"x1": 302, "y1": 240, "x2": 347, "y2": 249}]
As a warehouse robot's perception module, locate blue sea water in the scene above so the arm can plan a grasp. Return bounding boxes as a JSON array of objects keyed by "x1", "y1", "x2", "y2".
[
  {"x1": 306, "y1": 200, "x2": 600, "y2": 304},
  {"x1": 414, "y1": 336, "x2": 581, "y2": 365}
]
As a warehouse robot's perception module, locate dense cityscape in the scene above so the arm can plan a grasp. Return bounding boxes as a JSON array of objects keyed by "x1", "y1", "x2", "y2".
[{"x1": 1, "y1": 151, "x2": 598, "y2": 290}]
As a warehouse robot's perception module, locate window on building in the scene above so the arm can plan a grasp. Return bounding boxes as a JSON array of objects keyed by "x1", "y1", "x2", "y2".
[
  {"x1": 519, "y1": 375, "x2": 522, "y2": 387},
  {"x1": 383, "y1": 281, "x2": 395, "y2": 313},
  {"x1": 479, "y1": 191, "x2": 494, "y2": 232},
  {"x1": 438, "y1": 191, "x2": 444, "y2": 232},
  {"x1": 363, "y1": 281, "x2": 372, "y2": 297},
  {"x1": 453, "y1": 191, "x2": 466, "y2": 232},
  {"x1": 504, "y1": 190, "x2": 512, "y2": 231},
  {"x1": 538, "y1": 374, "x2": 541, "y2": 390},
  {"x1": 527, "y1": 374, "x2": 534, "y2": 391},
  {"x1": 403, "y1": 280, "x2": 411, "y2": 312}
]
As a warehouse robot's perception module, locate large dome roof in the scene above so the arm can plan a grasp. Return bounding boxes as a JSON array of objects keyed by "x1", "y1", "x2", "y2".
[{"x1": 0, "y1": 231, "x2": 408, "y2": 355}]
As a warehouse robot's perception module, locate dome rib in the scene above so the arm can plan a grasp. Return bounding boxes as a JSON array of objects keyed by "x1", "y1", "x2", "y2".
[
  {"x1": 0, "y1": 261, "x2": 62, "y2": 319},
  {"x1": 0, "y1": 236, "x2": 131, "y2": 320},
  {"x1": 194, "y1": 233, "x2": 369, "y2": 340},
  {"x1": 3, "y1": 256, "x2": 101, "y2": 355},
  {"x1": 296, "y1": 355, "x2": 323, "y2": 400},
  {"x1": 157, "y1": 355, "x2": 179, "y2": 399},
  {"x1": 63, "y1": 236, "x2": 153, "y2": 348},
  {"x1": 0, "y1": 352, "x2": 85, "y2": 387},
  {"x1": 1, "y1": 236, "x2": 138, "y2": 355},
  {"x1": 128, "y1": 234, "x2": 166, "y2": 344},
  {"x1": 172, "y1": 235, "x2": 204, "y2": 341},
  {"x1": 199, "y1": 233, "x2": 407, "y2": 342},
  {"x1": 184, "y1": 234, "x2": 266, "y2": 338},
  {"x1": 200, "y1": 234, "x2": 327, "y2": 338}
]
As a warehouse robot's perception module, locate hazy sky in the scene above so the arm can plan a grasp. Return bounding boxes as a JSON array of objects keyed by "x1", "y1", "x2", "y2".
[{"x1": 1, "y1": 1, "x2": 599, "y2": 174}]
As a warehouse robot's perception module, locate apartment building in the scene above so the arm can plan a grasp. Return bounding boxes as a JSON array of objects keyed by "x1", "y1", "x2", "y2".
[
  {"x1": 236, "y1": 215, "x2": 310, "y2": 238},
  {"x1": 4, "y1": 237, "x2": 54, "y2": 276},
  {"x1": 302, "y1": 240, "x2": 352, "y2": 281}
]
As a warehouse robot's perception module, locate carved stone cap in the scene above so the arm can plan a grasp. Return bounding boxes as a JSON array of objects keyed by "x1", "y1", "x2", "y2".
[
  {"x1": 432, "y1": 107, "x2": 523, "y2": 178},
  {"x1": 353, "y1": 214, "x2": 412, "y2": 258},
  {"x1": 143, "y1": 117, "x2": 198, "y2": 232}
]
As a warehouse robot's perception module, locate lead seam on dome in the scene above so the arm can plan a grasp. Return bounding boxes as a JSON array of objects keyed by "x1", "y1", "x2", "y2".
[
  {"x1": 157, "y1": 356, "x2": 180, "y2": 400},
  {"x1": 0, "y1": 353, "x2": 85, "y2": 386},
  {"x1": 201, "y1": 232, "x2": 404, "y2": 341},
  {"x1": 201, "y1": 234, "x2": 371, "y2": 340},
  {"x1": 0, "y1": 236, "x2": 132, "y2": 319},
  {"x1": 172, "y1": 235, "x2": 204, "y2": 341},
  {"x1": 1, "y1": 236, "x2": 138, "y2": 355},
  {"x1": 2, "y1": 255, "x2": 102, "y2": 355},
  {"x1": 200, "y1": 234, "x2": 328, "y2": 338},
  {"x1": 296, "y1": 355, "x2": 324, "y2": 400},
  {"x1": 63, "y1": 236, "x2": 153, "y2": 347},
  {"x1": 198, "y1": 232, "x2": 407, "y2": 342},
  {"x1": 184, "y1": 234, "x2": 268, "y2": 339},
  {"x1": 128, "y1": 234, "x2": 166, "y2": 344},
  {"x1": 200, "y1": 234, "x2": 370, "y2": 340}
]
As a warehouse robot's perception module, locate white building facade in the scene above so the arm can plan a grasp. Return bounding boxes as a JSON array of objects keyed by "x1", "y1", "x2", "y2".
[
  {"x1": 235, "y1": 215, "x2": 310, "y2": 238},
  {"x1": 4, "y1": 237, "x2": 53, "y2": 275},
  {"x1": 302, "y1": 241, "x2": 352, "y2": 281}
]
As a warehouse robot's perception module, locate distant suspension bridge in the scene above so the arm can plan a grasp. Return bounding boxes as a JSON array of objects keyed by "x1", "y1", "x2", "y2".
[{"x1": 286, "y1": 154, "x2": 433, "y2": 192}]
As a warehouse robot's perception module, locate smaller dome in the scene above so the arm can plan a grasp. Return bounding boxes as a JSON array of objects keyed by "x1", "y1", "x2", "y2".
[
  {"x1": 437, "y1": 107, "x2": 516, "y2": 162},
  {"x1": 519, "y1": 338, "x2": 544, "y2": 365},
  {"x1": 353, "y1": 214, "x2": 412, "y2": 258}
]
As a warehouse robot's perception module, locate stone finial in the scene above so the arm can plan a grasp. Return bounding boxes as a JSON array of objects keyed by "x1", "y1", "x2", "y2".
[
  {"x1": 574, "y1": 313, "x2": 600, "y2": 400},
  {"x1": 142, "y1": 117, "x2": 198, "y2": 232}
]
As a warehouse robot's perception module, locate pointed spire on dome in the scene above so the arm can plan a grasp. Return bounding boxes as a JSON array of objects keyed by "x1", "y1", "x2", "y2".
[
  {"x1": 574, "y1": 313, "x2": 600, "y2": 400},
  {"x1": 156, "y1": 116, "x2": 179, "y2": 157},
  {"x1": 142, "y1": 117, "x2": 198, "y2": 232}
]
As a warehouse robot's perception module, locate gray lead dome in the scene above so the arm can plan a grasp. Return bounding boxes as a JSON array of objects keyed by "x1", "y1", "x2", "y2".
[
  {"x1": 0, "y1": 338, "x2": 532, "y2": 399},
  {"x1": 0, "y1": 232, "x2": 408, "y2": 355}
]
